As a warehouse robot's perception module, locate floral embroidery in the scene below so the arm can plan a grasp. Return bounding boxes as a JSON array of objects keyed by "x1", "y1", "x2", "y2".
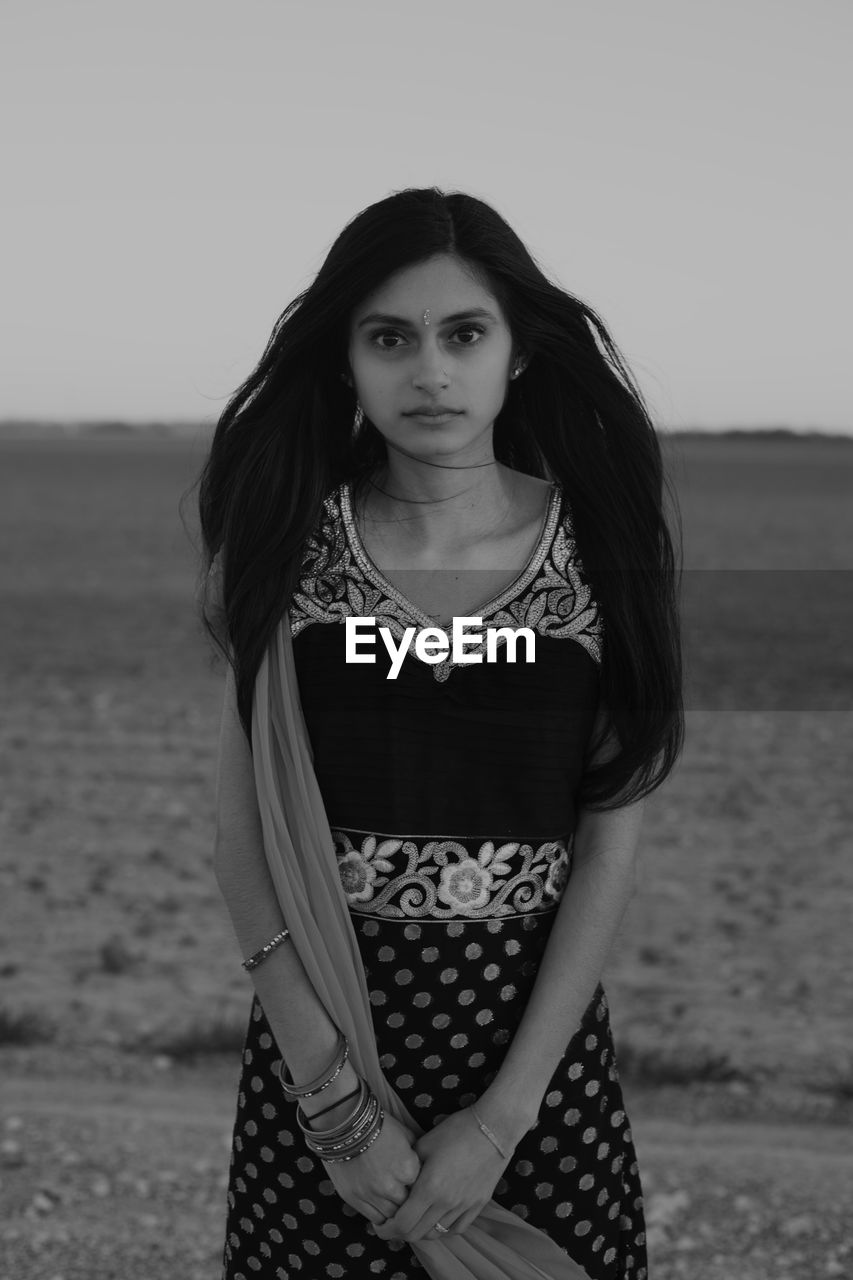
[
  {"x1": 543, "y1": 842, "x2": 572, "y2": 898},
  {"x1": 331, "y1": 829, "x2": 573, "y2": 919},
  {"x1": 336, "y1": 834, "x2": 401, "y2": 902}
]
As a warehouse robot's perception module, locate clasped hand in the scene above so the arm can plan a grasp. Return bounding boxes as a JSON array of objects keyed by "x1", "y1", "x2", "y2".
[{"x1": 373, "y1": 1107, "x2": 512, "y2": 1244}]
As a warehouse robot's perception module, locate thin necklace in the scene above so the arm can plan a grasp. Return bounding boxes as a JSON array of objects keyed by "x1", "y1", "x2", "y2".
[{"x1": 360, "y1": 468, "x2": 519, "y2": 551}]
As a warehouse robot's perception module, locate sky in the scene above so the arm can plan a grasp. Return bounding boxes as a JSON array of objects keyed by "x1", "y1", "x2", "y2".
[{"x1": 1, "y1": 0, "x2": 851, "y2": 432}]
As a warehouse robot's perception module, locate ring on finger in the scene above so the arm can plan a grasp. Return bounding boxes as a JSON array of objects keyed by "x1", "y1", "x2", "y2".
[{"x1": 434, "y1": 1221, "x2": 449, "y2": 1235}]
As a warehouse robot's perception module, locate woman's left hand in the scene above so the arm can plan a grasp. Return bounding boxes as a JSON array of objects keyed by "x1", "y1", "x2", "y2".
[{"x1": 372, "y1": 1107, "x2": 514, "y2": 1243}]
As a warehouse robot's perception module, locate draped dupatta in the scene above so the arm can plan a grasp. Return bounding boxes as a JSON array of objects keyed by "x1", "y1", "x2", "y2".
[{"x1": 251, "y1": 611, "x2": 588, "y2": 1280}]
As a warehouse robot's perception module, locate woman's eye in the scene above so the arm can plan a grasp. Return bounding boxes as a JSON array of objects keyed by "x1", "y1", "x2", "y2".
[
  {"x1": 373, "y1": 332, "x2": 405, "y2": 349},
  {"x1": 453, "y1": 325, "x2": 485, "y2": 345},
  {"x1": 370, "y1": 325, "x2": 485, "y2": 351}
]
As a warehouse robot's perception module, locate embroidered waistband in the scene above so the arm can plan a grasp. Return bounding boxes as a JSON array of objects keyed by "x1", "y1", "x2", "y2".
[{"x1": 330, "y1": 828, "x2": 573, "y2": 921}]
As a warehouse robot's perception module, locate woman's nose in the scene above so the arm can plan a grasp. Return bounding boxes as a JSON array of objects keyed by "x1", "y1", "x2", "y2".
[{"x1": 412, "y1": 342, "x2": 449, "y2": 389}]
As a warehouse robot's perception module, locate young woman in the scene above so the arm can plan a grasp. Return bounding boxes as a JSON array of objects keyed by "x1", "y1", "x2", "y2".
[{"x1": 198, "y1": 187, "x2": 683, "y2": 1280}]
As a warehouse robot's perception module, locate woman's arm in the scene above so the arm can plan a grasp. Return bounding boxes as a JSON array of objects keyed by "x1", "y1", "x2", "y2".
[{"x1": 213, "y1": 665, "x2": 361, "y2": 1125}]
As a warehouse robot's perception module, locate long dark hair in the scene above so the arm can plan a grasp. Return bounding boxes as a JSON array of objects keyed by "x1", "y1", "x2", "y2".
[{"x1": 195, "y1": 186, "x2": 684, "y2": 810}]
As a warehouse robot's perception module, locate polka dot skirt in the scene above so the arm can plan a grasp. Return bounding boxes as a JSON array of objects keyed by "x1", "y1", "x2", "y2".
[{"x1": 222, "y1": 908, "x2": 647, "y2": 1279}]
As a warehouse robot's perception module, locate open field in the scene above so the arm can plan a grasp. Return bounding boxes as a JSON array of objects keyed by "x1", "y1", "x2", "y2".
[{"x1": 1, "y1": 432, "x2": 852, "y2": 1278}]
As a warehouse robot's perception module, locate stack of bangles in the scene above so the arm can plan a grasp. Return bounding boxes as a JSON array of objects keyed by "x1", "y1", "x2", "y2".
[
  {"x1": 242, "y1": 927, "x2": 384, "y2": 1163},
  {"x1": 282, "y1": 1027, "x2": 386, "y2": 1163},
  {"x1": 241, "y1": 925, "x2": 513, "y2": 1166}
]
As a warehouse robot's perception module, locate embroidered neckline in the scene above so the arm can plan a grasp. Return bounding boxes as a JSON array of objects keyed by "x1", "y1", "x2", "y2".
[
  {"x1": 286, "y1": 480, "x2": 604, "y2": 679},
  {"x1": 339, "y1": 479, "x2": 562, "y2": 633}
]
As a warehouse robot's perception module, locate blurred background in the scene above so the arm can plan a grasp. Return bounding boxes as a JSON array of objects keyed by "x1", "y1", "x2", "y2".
[{"x1": 1, "y1": 2, "x2": 851, "y2": 1278}]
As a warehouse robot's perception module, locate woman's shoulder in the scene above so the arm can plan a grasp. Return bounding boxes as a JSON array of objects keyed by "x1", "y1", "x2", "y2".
[
  {"x1": 514, "y1": 472, "x2": 568, "y2": 557},
  {"x1": 506, "y1": 469, "x2": 561, "y2": 527}
]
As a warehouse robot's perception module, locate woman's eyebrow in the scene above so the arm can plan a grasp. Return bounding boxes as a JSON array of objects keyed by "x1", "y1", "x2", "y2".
[{"x1": 356, "y1": 307, "x2": 499, "y2": 329}]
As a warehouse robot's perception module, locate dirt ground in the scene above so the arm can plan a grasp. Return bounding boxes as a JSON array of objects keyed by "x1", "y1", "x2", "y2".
[{"x1": 2, "y1": 1055, "x2": 851, "y2": 1280}]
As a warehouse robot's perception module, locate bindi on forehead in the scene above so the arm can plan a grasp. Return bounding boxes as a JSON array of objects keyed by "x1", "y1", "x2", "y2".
[{"x1": 355, "y1": 306, "x2": 500, "y2": 331}]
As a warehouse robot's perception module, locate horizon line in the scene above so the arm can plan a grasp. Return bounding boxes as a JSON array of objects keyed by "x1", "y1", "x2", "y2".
[{"x1": 0, "y1": 417, "x2": 851, "y2": 441}]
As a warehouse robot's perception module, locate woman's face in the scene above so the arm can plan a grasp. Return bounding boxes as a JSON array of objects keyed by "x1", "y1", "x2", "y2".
[{"x1": 347, "y1": 253, "x2": 517, "y2": 466}]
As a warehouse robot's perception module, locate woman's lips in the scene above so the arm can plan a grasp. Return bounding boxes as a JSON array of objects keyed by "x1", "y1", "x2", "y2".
[{"x1": 404, "y1": 410, "x2": 462, "y2": 423}]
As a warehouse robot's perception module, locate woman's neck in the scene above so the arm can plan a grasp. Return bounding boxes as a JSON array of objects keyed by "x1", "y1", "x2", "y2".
[{"x1": 361, "y1": 460, "x2": 521, "y2": 558}]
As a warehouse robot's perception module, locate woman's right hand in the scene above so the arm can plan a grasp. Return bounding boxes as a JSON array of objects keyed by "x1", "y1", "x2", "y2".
[{"x1": 321, "y1": 1112, "x2": 422, "y2": 1226}]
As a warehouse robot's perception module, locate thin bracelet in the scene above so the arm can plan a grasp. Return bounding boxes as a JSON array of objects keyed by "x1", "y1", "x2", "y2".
[
  {"x1": 469, "y1": 1104, "x2": 511, "y2": 1160},
  {"x1": 242, "y1": 927, "x2": 291, "y2": 972},
  {"x1": 297, "y1": 1081, "x2": 372, "y2": 1143},
  {"x1": 303, "y1": 1082, "x2": 363, "y2": 1124}
]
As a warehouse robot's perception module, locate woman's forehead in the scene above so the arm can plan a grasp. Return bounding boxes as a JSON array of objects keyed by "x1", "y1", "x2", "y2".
[{"x1": 354, "y1": 255, "x2": 502, "y2": 321}]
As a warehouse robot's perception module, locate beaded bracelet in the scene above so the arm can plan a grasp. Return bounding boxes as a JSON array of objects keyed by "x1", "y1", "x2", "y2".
[
  {"x1": 278, "y1": 1028, "x2": 349, "y2": 1099},
  {"x1": 300, "y1": 1089, "x2": 385, "y2": 1162},
  {"x1": 319, "y1": 1110, "x2": 385, "y2": 1163},
  {"x1": 310, "y1": 1111, "x2": 385, "y2": 1163},
  {"x1": 242, "y1": 927, "x2": 291, "y2": 972}
]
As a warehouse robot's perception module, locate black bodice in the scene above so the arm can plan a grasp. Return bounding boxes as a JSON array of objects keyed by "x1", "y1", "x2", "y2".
[{"x1": 289, "y1": 481, "x2": 604, "y2": 841}]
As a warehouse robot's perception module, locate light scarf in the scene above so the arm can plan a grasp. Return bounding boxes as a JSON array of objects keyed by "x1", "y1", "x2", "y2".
[{"x1": 251, "y1": 611, "x2": 588, "y2": 1280}]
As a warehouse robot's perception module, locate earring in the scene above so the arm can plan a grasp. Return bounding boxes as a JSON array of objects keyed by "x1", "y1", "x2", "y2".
[{"x1": 353, "y1": 401, "x2": 364, "y2": 432}]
